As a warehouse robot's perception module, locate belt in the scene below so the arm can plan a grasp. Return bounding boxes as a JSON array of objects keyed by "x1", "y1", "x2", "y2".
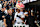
[
  {"x1": 17, "y1": 22, "x2": 24, "y2": 24},
  {"x1": 17, "y1": 22, "x2": 20, "y2": 24}
]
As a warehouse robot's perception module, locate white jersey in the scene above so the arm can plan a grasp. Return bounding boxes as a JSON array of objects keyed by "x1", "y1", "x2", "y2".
[
  {"x1": 24, "y1": 12, "x2": 28, "y2": 14},
  {"x1": 0, "y1": 4, "x2": 2, "y2": 10},
  {"x1": 4, "y1": 10, "x2": 8, "y2": 14},
  {"x1": 14, "y1": 12, "x2": 25, "y2": 23}
]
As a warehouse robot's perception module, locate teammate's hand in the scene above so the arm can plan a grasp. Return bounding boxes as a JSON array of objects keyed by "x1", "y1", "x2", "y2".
[{"x1": 2, "y1": 15, "x2": 5, "y2": 18}]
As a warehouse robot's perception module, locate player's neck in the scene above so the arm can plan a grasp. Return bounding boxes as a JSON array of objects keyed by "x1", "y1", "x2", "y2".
[{"x1": 18, "y1": 11, "x2": 20, "y2": 13}]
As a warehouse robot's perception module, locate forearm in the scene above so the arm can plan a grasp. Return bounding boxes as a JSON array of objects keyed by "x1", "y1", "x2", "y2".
[
  {"x1": 3, "y1": 19, "x2": 6, "y2": 24},
  {"x1": 20, "y1": 18, "x2": 24, "y2": 20},
  {"x1": 25, "y1": 14, "x2": 28, "y2": 17},
  {"x1": 12, "y1": 18, "x2": 16, "y2": 24},
  {"x1": 26, "y1": 15, "x2": 28, "y2": 17}
]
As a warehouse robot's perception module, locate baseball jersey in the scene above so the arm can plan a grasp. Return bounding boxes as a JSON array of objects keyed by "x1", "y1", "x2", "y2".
[{"x1": 14, "y1": 12, "x2": 25, "y2": 23}]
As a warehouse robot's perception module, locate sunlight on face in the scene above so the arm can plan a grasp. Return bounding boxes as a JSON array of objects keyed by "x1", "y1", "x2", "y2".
[{"x1": 7, "y1": 10, "x2": 12, "y2": 14}]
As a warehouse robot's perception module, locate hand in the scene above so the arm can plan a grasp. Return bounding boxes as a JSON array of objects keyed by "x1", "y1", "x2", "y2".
[
  {"x1": 3, "y1": 23, "x2": 7, "y2": 27},
  {"x1": 22, "y1": 21, "x2": 24, "y2": 23},
  {"x1": 4, "y1": 23, "x2": 7, "y2": 27},
  {"x1": 24, "y1": 13, "x2": 26, "y2": 15},
  {"x1": 2, "y1": 15, "x2": 5, "y2": 18},
  {"x1": 12, "y1": 21, "x2": 14, "y2": 24}
]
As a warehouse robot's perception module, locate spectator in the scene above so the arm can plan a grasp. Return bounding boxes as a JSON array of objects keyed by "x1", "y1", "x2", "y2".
[
  {"x1": 0, "y1": 7, "x2": 6, "y2": 27},
  {"x1": 4, "y1": 9, "x2": 14, "y2": 27},
  {"x1": 24, "y1": 10, "x2": 28, "y2": 24},
  {"x1": 0, "y1": 3, "x2": 2, "y2": 10}
]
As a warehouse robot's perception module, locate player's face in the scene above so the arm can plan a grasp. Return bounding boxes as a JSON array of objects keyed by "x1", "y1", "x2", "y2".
[
  {"x1": 2, "y1": 8, "x2": 5, "y2": 11},
  {"x1": 10, "y1": 10, "x2": 12, "y2": 14},
  {"x1": 17, "y1": 9, "x2": 20, "y2": 12},
  {"x1": 12, "y1": 9, "x2": 14, "y2": 12},
  {"x1": 7, "y1": 10, "x2": 12, "y2": 14}
]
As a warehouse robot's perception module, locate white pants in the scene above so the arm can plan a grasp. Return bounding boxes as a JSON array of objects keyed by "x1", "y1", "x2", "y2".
[
  {"x1": 13, "y1": 22, "x2": 29, "y2": 27},
  {"x1": 14, "y1": 22, "x2": 22, "y2": 25},
  {"x1": 0, "y1": 20, "x2": 5, "y2": 27}
]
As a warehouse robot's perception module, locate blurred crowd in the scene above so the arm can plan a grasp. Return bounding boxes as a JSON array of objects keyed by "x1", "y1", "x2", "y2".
[
  {"x1": 0, "y1": 0, "x2": 40, "y2": 27},
  {"x1": 0, "y1": 0, "x2": 16, "y2": 27}
]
